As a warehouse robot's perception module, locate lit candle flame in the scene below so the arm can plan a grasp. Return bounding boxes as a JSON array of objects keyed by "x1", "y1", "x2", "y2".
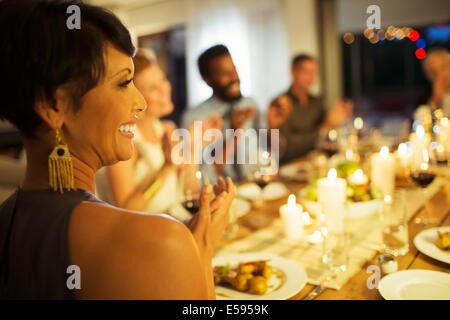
[
  {"x1": 287, "y1": 194, "x2": 296, "y2": 207},
  {"x1": 328, "y1": 129, "x2": 338, "y2": 141},
  {"x1": 380, "y1": 146, "x2": 390, "y2": 157},
  {"x1": 398, "y1": 143, "x2": 407, "y2": 156},
  {"x1": 328, "y1": 168, "x2": 337, "y2": 179},
  {"x1": 301, "y1": 211, "x2": 311, "y2": 225},
  {"x1": 195, "y1": 171, "x2": 202, "y2": 179},
  {"x1": 416, "y1": 125, "x2": 425, "y2": 137},
  {"x1": 354, "y1": 117, "x2": 364, "y2": 130}
]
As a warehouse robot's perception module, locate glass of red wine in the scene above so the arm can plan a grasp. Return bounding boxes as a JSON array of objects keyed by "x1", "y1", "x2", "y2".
[
  {"x1": 409, "y1": 148, "x2": 439, "y2": 226},
  {"x1": 180, "y1": 169, "x2": 203, "y2": 215}
]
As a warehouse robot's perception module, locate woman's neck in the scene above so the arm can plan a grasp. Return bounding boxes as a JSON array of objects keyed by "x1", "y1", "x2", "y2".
[{"x1": 21, "y1": 139, "x2": 97, "y2": 194}]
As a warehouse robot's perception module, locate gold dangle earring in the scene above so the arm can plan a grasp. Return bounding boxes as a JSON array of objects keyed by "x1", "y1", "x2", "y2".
[{"x1": 48, "y1": 128, "x2": 75, "y2": 193}]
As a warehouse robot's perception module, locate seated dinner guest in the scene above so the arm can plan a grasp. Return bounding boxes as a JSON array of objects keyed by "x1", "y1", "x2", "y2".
[
  {"x1": 268, "y1": 54, "x2": 353, "y2": 164},
  {"x1": 0, "y1": 0, "x2": 234, "y2": 299},
  {"x1": 96, "y1": 50, "x2": 220, "y2": 216},
  {"x1": 182, "y1": 45, "x2": 259, "y2": 183},
  {"x1": 422, "y1": 48, "x2": 450, "y2": 117}
]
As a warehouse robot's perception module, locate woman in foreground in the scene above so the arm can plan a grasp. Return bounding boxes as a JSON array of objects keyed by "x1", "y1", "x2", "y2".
[{"x1": 0, "y1": 0, "x2": 234, "y2": 299}]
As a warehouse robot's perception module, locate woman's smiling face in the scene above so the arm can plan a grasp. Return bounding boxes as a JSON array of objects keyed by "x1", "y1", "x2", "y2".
[{"x1": 62, "y1": 44, "x2": 147, "y2": 169}]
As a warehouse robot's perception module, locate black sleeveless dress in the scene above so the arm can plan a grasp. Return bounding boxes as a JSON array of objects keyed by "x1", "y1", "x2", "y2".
[{"x1": 0, "y1": 188, "x2": 102, "y2": 299}]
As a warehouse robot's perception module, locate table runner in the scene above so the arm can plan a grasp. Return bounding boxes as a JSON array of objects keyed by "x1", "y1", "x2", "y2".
[{"x1": 214, "y1": 171, "x2": 449, "y2": 291}]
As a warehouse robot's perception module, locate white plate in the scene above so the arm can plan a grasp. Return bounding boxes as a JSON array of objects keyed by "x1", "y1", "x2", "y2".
[
  {"x1": 213, "y1": 253, "x2": 307, "y2": 300},
  {"x1": 279, "y1": 162, "x2": 311, "y2": 182},
  {"x1": 378, "y1": 270, "x2": 450, "y2": 300},
  {"x1": 414, "y1": 226, "x2": 450, "y2": 264},
  {"x1": 231, "y1": 198, "x2": 252, "y2": 219},
  {"x1": 236, "y1": 182, "x2": 288, "y2": 202}
]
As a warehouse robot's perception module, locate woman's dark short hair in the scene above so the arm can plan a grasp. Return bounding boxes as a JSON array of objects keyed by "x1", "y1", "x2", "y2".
[
  {"x1": 0, "y1": 0, "x2": 135, "y2": 135},
  {"x1": 197, "y1": 44, "x2": 230, "y2": 79}
]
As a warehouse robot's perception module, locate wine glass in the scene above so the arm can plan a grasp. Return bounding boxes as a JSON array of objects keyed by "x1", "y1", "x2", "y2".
[
  {"x1": 409, "y1": 148, "x2": 439, "y2": 226},
  {"x1": 180, "y1": 169, "x2": 203, "y2": 215},
  {"x1": 248, "y1": 149, "x2": 275, "y2": 204}
]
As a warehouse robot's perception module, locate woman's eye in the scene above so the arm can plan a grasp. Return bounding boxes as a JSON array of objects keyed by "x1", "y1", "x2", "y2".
[{"x1": 119, "y1": 78, "x2": 133, "y2": 88}]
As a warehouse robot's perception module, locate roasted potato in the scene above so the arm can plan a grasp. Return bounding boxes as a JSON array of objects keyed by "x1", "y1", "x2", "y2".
[
  {"x1": 248, "y1": 276, "x2": 268, "y2": 295},
  {"x1": 233, "y1": 273, "x2": 253, "y2": 291}
]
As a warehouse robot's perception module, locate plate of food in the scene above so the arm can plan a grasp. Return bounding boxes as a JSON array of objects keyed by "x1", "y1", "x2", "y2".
[
  {"x1": 414, "y1": 226, "x2": 450, "y2": 264},
  {"x1": 378, "y1": 270, "x2": 450, "y2": 300},
  {"x1": 212, "y1": 253, "x2": 307, "y2": 300},
  {"x1": 299, "y1": 182, "x2": 383, "y2": 219}
]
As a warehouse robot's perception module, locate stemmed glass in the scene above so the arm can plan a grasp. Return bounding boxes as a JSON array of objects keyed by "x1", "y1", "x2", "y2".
[
  {"x1": 248, "y1": 149, "x2": 274, "y2": 205},
  {"x1": 409, "y1": 148, "x2": 439, "y2": 226},
  {"x1": 180, "y1": 169, "x2": 203, "y2": 215}
]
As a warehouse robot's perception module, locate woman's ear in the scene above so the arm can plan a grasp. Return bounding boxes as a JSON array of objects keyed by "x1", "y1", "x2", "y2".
[{"x1": 34, "y1": 88, "x2": 71, "y2": 129}]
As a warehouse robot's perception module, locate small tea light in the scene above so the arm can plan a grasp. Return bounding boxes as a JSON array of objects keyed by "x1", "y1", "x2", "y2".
[
  {"x1": 349, "y1": 169, "x2": 368, "y2": 185},
  {"x1": 279, "y1": 194, "x2": 303, "y2": 239}
]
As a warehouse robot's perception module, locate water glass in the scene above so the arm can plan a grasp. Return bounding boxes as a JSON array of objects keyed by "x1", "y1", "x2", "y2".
[{"x1": 380, "y1": 190, "x2": 409, "y2": 256}]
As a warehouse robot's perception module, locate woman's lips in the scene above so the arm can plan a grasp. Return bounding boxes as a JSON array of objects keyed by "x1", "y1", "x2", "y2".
[{"x1": 118, "y1": 122, "x2": 136, "y2": 138}]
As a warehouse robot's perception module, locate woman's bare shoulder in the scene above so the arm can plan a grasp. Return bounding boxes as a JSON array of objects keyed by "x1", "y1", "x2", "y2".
[{"x1": 68, "y1": 202, "x2": 207, "y2": 299}]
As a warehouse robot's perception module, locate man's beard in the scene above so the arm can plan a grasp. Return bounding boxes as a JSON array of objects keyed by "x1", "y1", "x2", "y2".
[{"x1": 212, "y1": 81, "x2": 242, "y2": 103}]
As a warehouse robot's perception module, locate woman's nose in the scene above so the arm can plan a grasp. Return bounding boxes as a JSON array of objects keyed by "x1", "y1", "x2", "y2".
[{"x1": 134, "y1": 88, "x2": 147, "y2": 113}]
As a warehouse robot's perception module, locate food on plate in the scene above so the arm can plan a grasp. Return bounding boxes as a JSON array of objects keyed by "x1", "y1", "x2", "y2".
[
  {"x1": 213, "y1": 260, "x2": 272, "y2": 295},
  {"x1": 303, "y1": 181, "x2": 383, "y2": 203},
  {"x1": 336, "y1": 161, "x2": 359, "y2": 178},
  {"x1": 249, "y1": 276, "x2": 268, "y2": 295},
  {"x1": 436, "y1": 231, "x2": 450, "y2": 250}
]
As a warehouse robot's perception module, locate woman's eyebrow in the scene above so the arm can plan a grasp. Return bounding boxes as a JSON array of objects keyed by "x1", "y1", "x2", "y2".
[{"x1": 111, "y1": 67, "x2": 132, "y2": 78}]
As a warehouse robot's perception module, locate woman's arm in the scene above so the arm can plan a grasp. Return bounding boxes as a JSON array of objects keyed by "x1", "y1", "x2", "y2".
[{"x1": 107, "y1": 148, "x2": 175, "y2": 212}]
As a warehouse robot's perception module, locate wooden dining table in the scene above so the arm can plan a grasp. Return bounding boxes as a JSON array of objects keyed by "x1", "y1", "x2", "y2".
[{"x1": 216, "y1": 164, "x2": 450, "y2": 300}]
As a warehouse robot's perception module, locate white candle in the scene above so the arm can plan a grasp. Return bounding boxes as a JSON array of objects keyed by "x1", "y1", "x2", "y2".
[
  {"x1": 410, "y1": 125, "x2": 431, "y2": 167},
  {"x1": 348, "y1": 169, "x2": 368, "y2": 185},
  {"x1": 317, "y1": 169, "x2": 346, "y2": 234},
  {"x1": 279, "y1": 194, "x2": 303, "y2": 239},
  {"x1": 371, "y1": 146, "x2": 395, "y2": 197}
]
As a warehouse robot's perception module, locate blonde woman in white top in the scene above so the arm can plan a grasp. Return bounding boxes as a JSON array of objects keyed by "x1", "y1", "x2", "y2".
[{"x1": 100, "y1": 50, "x2": 222, "y2": 215}]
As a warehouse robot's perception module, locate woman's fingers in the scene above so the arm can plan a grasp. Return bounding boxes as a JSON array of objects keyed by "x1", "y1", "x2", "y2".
[
  {"x1": 197, "y1": 184, "x2": 213, "y2": 227},
  {"x1": 210, "y1": 191, "x2": 227, "y2": 212},
  {"x1": 213, "y1": 176, "x2": 226, "y2": 196}
]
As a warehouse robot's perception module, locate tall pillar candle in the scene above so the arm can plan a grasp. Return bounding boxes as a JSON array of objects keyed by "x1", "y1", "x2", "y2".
[
  {"x1": 317, "y1": 169, "x2": 346, "y2": 234},
  {"x1": 371, "y1": 146, "x2": 396, "y2": 197}
]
